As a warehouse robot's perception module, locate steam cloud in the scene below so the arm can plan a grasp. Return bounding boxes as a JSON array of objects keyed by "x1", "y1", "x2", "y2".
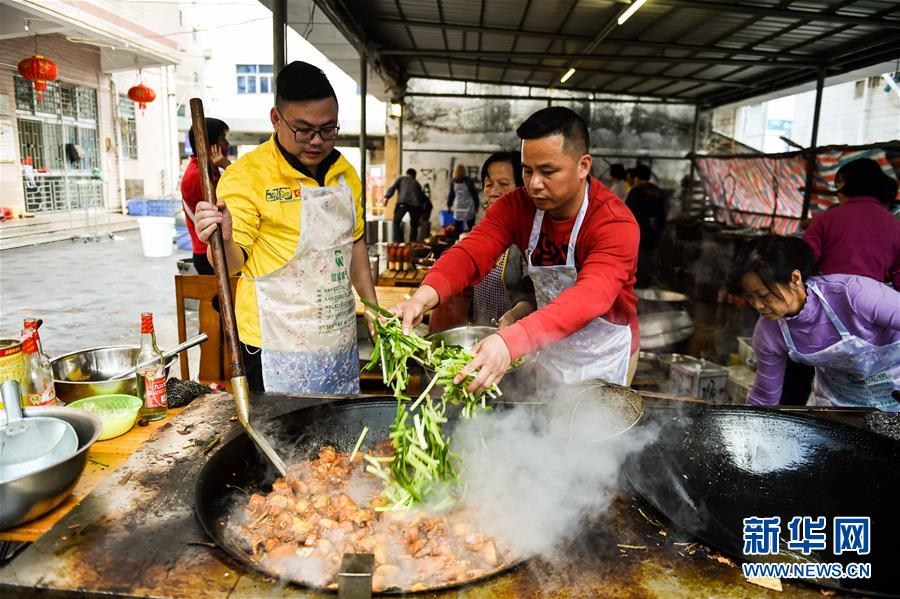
[{"x1": 453, "y1": 392, "x2": 659, "y2": 557}]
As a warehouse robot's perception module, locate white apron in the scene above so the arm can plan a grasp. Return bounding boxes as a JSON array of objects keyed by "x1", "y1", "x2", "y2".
[
  {"x1": 777, "y1": 283, "x2": 900, "y2": 411},
  {"x1": 452, "y1": 180, "x2": 475, "y2": 223},
  {"x1": 252, "y1": 176, "x2": 360, "y2": 394},
  {"x1": 525, "y1": 184, "x2": 632, "y2": 385}
]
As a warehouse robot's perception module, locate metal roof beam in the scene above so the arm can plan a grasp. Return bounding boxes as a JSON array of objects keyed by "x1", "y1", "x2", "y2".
[
  {"x1": 404, "y1": 74, "x2": 699, "y2": 102},
  {"x1": 409, "y1": 56, "x2": 752, "y2": 88},
  {"x1": 658, "y1": 0, "x2": 900, "y2": 28},
  {"x1": 312, "y1": 0, "x2": 406, "y2": 96},
  {"x1": 369, "y1": 15, "x2": 811, "y2": 58},
  {"x1": 381, "y1": 49, "x2": 815, "y2": 68}
]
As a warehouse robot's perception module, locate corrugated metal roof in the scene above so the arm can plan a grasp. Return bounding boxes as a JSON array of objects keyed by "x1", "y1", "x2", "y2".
[{"x1": 293, "y1": 0, "x2": 900, "y2": 106}]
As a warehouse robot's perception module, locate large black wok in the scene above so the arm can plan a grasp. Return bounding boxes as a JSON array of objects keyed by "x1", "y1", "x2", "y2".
[
  {"x1": 625, "y1": 405, "x2": 900, "y2": 596},
  {"x1": 195, "y1": 397, "x2": 524, "y2": 594}
]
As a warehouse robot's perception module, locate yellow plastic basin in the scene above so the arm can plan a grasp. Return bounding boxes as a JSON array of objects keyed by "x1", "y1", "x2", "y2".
[{"x1": 67, "y1": 394, "x2": 142, "y2": 441}]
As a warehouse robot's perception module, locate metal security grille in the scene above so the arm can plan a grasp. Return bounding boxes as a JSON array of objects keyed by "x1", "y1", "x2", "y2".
[
  {"x1": 22, "y1": 176, "x2": 103, "y2": 213},
  {"x1": 118, "y1": 95, "x2": 138, "y2": 159},
  {"x1": 15, "y1": 76, "x2": 102, "y2": 213}
]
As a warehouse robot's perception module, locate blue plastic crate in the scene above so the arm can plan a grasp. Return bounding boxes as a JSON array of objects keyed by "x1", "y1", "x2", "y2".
[
  {"x1": 127, "y1": 198, "x2": 182, "y2": 217},
  {"x1": 175, "y1": 226, "x2": 192, "y2": 251},
  {"x1": 126, "y1": 199, "x2": 149, "y2": 216}
]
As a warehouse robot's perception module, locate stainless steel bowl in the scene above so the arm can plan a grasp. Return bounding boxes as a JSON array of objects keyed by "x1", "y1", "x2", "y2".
[
  {"x1": 0, "y1": 406, "x2": 102, "y2": 529},
  {"x1": 422, "y1": 326, "x2": 534, "y2": 396},
  {"x1": 51, "y1": 345, "x2": 177, "y2": 404}
]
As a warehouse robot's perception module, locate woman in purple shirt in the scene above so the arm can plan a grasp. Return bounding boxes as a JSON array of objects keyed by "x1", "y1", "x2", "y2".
[{"x1": 734, "y1": 236, "x2": 900, "y2": 411}]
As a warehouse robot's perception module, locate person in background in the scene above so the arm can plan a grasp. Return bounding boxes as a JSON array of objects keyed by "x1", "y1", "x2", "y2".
[
  {"x1": 447, "y1": 163, "x2": 479, "y2": 235},
  {"x1": 385, "y1": 168, "x2": 426, "y2": 242},
  {"x1": 391, "y1": 107, "x2": 640, "y2": 392},
  {"x1": 608, "y1": 163, "x2": 627, "y2": 200},
  {"x1": 733, "y1": 236, "x2": 899, "y2": 411},
  {"x1": 624, "y1": 163, "x2": 666, "y2": 287},
  {"x1": 419, "y1": 183, "x2": 434, "y2": 240},
  {"x1": 181, "y1": 118, "x2": 230, "y2": 275},
  {"x1": 194, "y1": 61, "x2": 377, "y2": 394},
  {"x1": 803, "y1": 158, "x2": 900, "y2": 288},
  {"x1": 472, "y1": 151, "x2": 536, "y2": 327}
]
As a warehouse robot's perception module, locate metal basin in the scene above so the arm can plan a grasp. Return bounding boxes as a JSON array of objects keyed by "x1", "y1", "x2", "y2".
[
  {"x1": 423, "y1": 326, "x2": 534, "y2": 397},
  {"x1": 51, "y1": 345, "x2": 177, "y2": 404},
  {"x1": 0, "y1": 406, "x2": 102, "y2": 529}
]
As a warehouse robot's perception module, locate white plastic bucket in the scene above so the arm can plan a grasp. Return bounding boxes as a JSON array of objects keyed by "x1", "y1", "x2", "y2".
[{"x1": 137, "y1": 216, "x2": 176, "y2": 258}]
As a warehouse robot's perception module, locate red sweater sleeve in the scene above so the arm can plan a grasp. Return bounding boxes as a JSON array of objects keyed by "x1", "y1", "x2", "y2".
[
  {"x1": 423, "y1": 182, "x2": 639, "y2": 360},
  {"x1": 423, "y1": 191, "x2": 521, "y2": 302}
]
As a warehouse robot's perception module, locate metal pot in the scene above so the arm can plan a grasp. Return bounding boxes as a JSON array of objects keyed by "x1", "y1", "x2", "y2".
[
  {"x1": 0, "y1": 405, "x2": 102, "y2": 529},
  {"x1": 423, "y1": 325, "x2": 534, "y2": 398},
  {"x1": 51, "y1": 345, "x2": 177, "y2": 404}
]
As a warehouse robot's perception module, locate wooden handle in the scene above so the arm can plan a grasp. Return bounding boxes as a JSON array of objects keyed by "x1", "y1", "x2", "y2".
[{"x1": 189, "y1": 98, "x2": 245, "y2": 378}]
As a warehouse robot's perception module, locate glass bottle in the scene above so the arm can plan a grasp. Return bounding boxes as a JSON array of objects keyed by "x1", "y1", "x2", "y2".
[
  {"x1": 21, "y1": 324, "x2": 58, "y2": 406},
  {"x1": 136, "y1": 312, "x2": 168, "y2": 421}
]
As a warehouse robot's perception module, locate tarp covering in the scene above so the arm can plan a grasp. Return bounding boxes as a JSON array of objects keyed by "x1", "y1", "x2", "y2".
[{"x1": 695, "y1": 144, "x2": 900, "y2": 234}]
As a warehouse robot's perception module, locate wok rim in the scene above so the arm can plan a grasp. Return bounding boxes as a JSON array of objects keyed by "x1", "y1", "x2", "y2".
[{"x1": 194, "y1": 396, "x2": 531, "y2": 595}]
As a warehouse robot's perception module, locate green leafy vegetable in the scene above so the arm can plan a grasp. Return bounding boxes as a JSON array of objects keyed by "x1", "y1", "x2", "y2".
[{"x1": 360, "y1": 303, "x2": 519, "y2": 510}]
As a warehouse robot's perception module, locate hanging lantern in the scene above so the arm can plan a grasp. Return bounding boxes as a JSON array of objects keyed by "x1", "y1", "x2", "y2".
[
  {"x1": 128, "y1": 83, "x2": 156, "y2": 113},
  {"x1": 17, "y1": 54, "x2": 58, "y2": 101}
]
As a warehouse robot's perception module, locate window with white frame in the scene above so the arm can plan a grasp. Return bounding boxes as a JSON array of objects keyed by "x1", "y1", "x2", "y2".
[{"x1": 236, "y1": 64, "x2": 273, "y2": 94}]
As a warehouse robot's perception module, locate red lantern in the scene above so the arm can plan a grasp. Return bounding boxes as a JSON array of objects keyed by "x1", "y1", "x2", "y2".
[
  {"x1": 128, "y1": 83, "x2": 156, "y2": 112},
  {"x1": 17, "y1": 54, "x2": 58, "y2": 101}
]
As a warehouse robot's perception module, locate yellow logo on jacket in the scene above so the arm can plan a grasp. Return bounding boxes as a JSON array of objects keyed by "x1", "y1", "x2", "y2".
[{"x1": 264, "y1": 187, "x2": 302, "y2": 202}]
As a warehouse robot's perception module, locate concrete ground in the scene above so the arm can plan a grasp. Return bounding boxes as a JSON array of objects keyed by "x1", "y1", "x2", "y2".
[{"x1": 0, "y1": 230, "x2": 199, "y2": 375}]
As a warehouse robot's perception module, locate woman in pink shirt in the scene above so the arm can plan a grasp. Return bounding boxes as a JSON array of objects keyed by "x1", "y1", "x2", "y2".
[{"x1": 803, "y1": 158, "x2": 900, "y2": 288}]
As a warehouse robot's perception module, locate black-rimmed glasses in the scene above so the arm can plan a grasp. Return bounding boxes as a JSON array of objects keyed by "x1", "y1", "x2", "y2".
[{"x1": 276, "y1": 108, "x2": 340, "y2": 143}]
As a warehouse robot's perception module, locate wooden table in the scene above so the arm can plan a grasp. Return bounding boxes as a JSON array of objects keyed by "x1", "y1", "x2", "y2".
[
  {"x1": 377, "y1": 268, "x2": 427, "y2": 287},
  {"x1": 0, "y1": 408, "x2": 185, "y2": 543},
  {"x1": 354, "y1": 286, "x2": 411, "y2": 314}
]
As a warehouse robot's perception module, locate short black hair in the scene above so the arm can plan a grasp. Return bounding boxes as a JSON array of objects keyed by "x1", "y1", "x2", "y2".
[
  {"x1": 515, "y1": 107, "x2": 589, "y2": 156},
  {"x1": 276, "y1": 61, "x2": 336, "y2": 109},
  {"x1": 406, "y1": 168, "x2": 416, "y2": 177},
  {"x1": 188, "y1": 118, "x2": 229, "y2": 156},
  {"x1": 633, "y1": 164, "x2": 652, "y2": 181},
  {"x1": 835, "y1": 158, "x2": 887, "y2": 198},
  {"x1": 728, "y1": 236, "x2": 818, "y2": 297},
  {"x1": 609, "y1": 163, "x2": 626, "y2": 180},
  {"x1": 480, "y1": 151, "x2": 524, "y2": 187}
]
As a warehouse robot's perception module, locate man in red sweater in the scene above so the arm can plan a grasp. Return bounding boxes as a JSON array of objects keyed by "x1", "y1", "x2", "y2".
[
  {"x1": 181, "y1": 118, "x2": 230, "y2": 274},
  {"x1": 391, "y1": 107, "x2": 639, "y2": 392}
]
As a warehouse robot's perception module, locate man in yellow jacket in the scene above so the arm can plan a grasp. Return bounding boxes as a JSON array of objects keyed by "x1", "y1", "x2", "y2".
[{"x1": 195, "y1": 61, "x2": 377, "y2": 393}]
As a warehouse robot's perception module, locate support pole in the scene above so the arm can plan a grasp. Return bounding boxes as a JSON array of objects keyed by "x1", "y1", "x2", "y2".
[
  {"x1": 801, "y1": 66, "x2": 826, "y2": 221},
  {"x1": 398, "y1": 99, "x2": 404, "y2": 175},
  {"x1": 359, "y1": 51, "x2": 368, "y2": 240},
  {"x1": 273, "y1": 0, "x2": 286, "y2": 77},
  {"x1": 688, "y1": 103, "x2": 701, "y2": 189}
]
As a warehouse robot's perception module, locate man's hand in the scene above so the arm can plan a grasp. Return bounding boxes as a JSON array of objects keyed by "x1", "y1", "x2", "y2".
[
  {"x1": 454, "y1": 334, "x2": 511, "y2": 394},
  {"x1": 210, "y1": 145, "x2": 231, "y2": 169},
  {"x1": 363, "y1": 311, "x2": 376, "y2": 340},
  {"x1": 388, "y1": 285, "x2": 440, "y2": 334},
  {"x1": 389, "y1": 296, "x2": 428, "y2": 335},
  {"x1": 195, "y1": 199, "x2": 232, "y2": 243}
]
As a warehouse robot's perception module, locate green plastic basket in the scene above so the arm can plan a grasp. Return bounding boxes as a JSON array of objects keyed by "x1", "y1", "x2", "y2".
[{"x1": 68, "y1": 394, "x2": 142, "y2": 441}]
